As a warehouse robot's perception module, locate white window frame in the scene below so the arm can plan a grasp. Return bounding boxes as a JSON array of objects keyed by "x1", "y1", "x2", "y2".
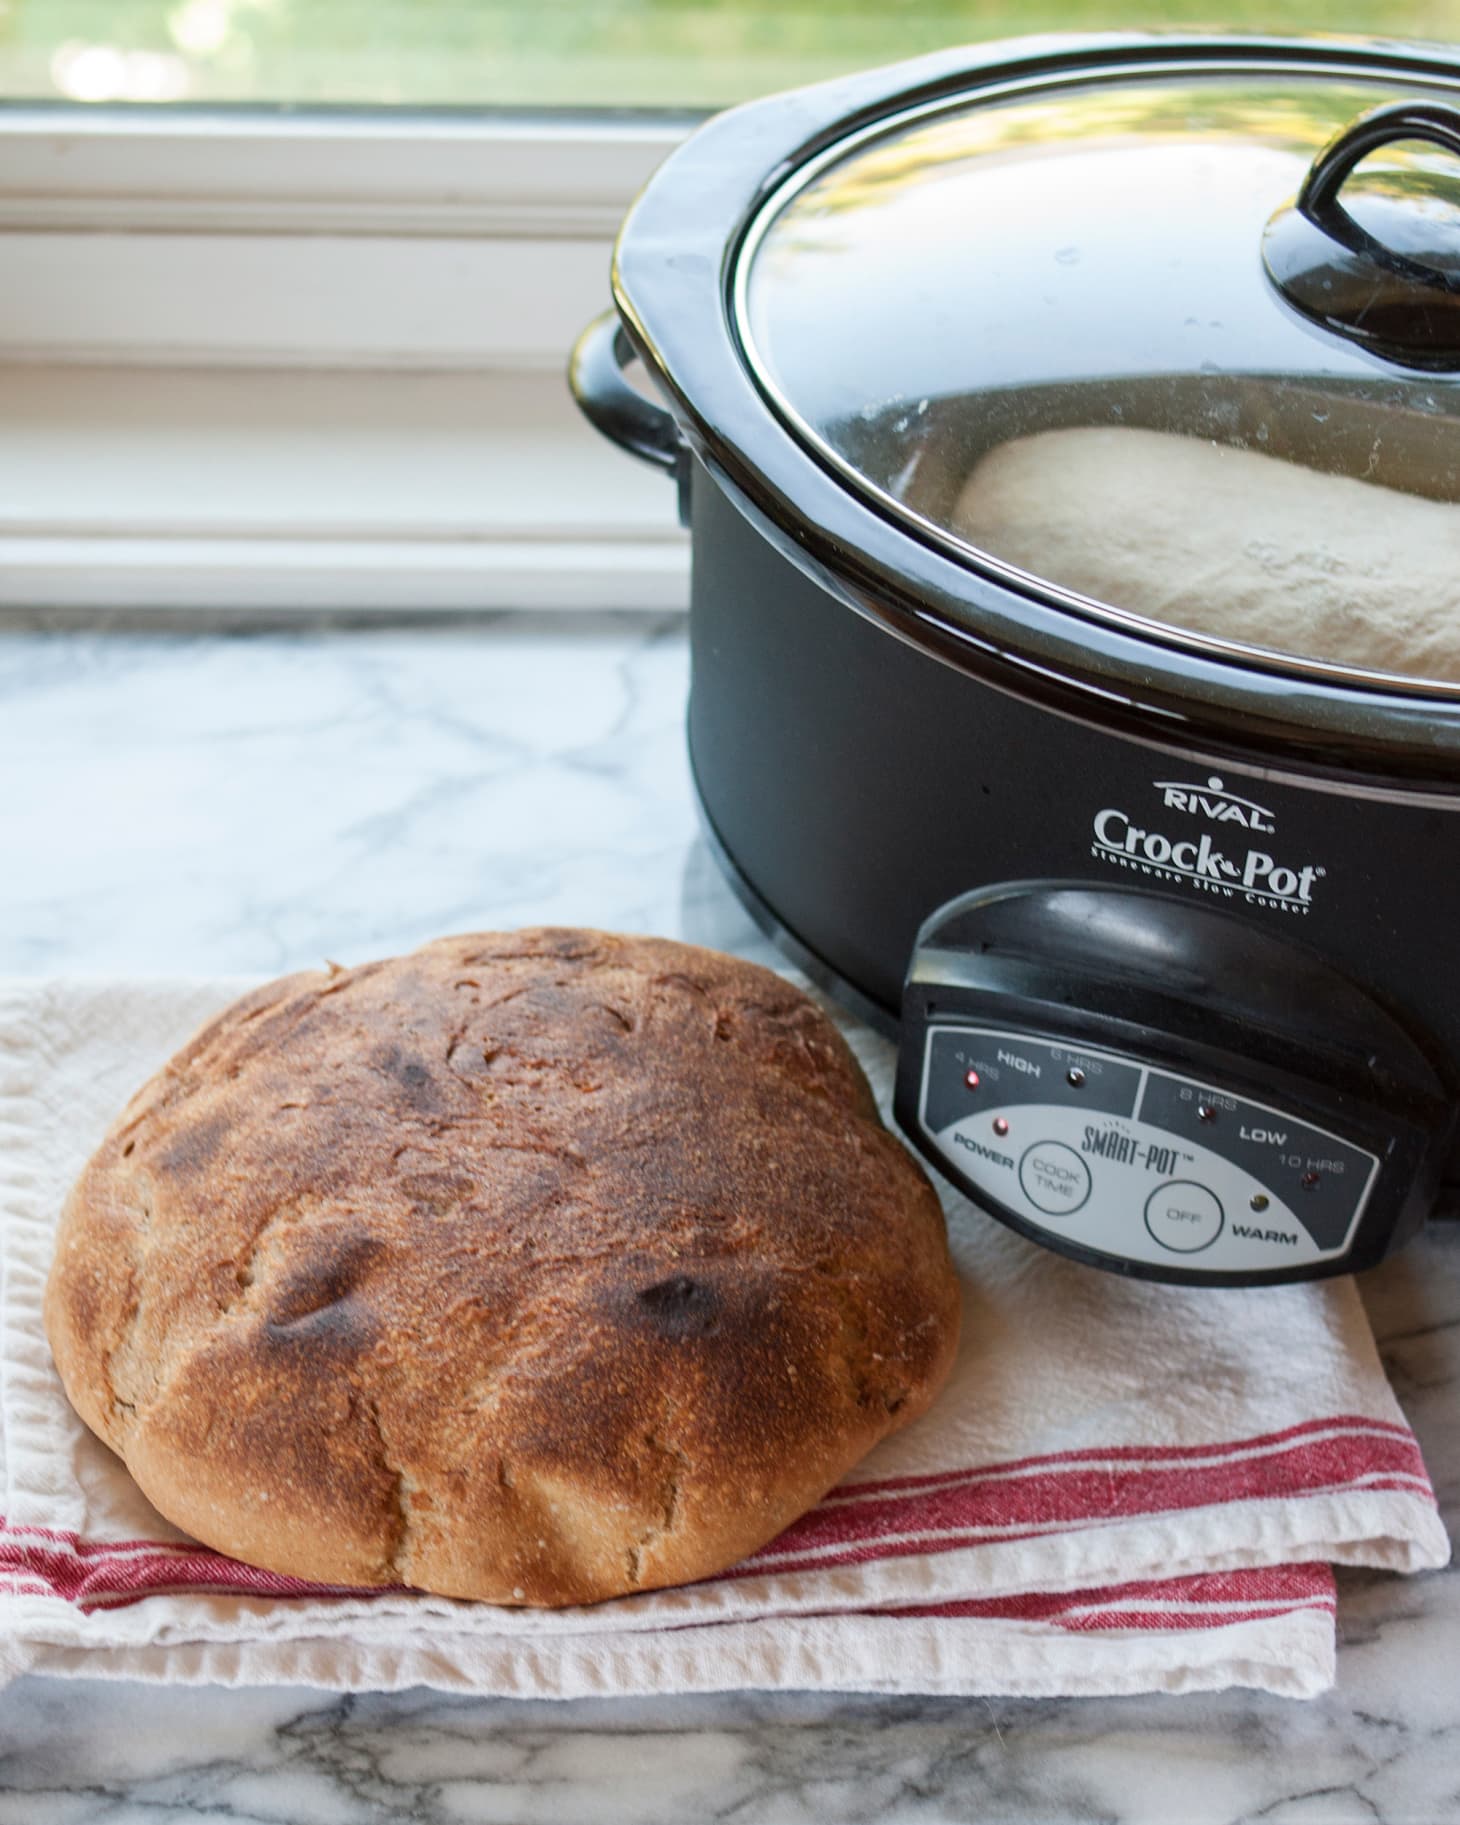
[{"x1": 0, "y1": 109, "x2": 695, "y2": 612}]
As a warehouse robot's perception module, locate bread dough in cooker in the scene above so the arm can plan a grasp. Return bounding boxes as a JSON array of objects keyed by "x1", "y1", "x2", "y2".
[{"x1": 952, "y1": 426, "x2": 1460, "y2": 684}]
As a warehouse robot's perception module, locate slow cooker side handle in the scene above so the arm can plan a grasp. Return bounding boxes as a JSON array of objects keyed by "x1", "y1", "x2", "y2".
[{"x1": 570, "y1": 310, "x2": 692, "y2": 524}]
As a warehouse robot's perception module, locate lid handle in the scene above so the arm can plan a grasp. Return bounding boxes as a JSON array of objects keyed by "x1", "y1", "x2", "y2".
[{"x1": 1262, "y1": 100, "x2": 1460, "y2": 371}]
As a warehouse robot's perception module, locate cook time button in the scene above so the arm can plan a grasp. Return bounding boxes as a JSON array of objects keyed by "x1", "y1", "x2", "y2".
[
  {"x1": 1144, "y1": 1180, "x2": 1224, "y2": 1254},
  {"x1": 1018, "y1": 1141, "x2": 1092, "y2": 1217}
]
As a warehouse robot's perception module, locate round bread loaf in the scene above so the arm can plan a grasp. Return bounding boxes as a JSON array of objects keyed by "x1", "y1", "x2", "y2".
[{"x1": 45, "y1": 930, "x2": 960, "y2": 1605}]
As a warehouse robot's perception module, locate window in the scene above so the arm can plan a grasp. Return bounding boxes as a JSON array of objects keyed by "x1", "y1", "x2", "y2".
[
  {"x1": 3, "y1": 2, "x2": 1455, "y2": 108},
  {"x1": 0, "y1": 107, "x2": 689, "y2": 612},
  {"x1": 0, "y1": 3, "x2": 1455, "y2": 614}
]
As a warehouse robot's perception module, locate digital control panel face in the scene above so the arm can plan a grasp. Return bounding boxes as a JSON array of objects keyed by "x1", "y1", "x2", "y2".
[{"x1": 916, "y1": 1026, "x2": 1380, "y2": 1274}]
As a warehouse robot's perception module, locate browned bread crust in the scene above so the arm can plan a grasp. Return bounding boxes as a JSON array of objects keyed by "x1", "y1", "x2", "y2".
[{"x1": 44, "y1": 930, "x2": 960, "y2": 1605}]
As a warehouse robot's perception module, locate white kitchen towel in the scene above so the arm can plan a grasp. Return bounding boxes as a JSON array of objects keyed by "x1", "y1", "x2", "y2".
[{"x1": 0, "y1": 977, "x2": 1448, "y2": 1699}]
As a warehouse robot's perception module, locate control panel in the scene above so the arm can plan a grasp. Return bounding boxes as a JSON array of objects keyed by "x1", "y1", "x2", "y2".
[
  {"x1": 915, "y1": 1025, "x2": 1378, "y2": 1275},
  {"x1": 894, "y1": 883, "x2": 1453, "y2": 1284}
]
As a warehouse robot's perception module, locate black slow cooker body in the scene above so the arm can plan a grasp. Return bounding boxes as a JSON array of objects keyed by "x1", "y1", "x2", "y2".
[
  {"x1": 572, "y1": 34, "x2": 1460, "y2": 1283},
  {"x1": 686, "y1": 456, "x2": 1460, "y2": 1252},
  {"x1": 686, "y1": 462, "x2": 1460, "y2": 1070}
]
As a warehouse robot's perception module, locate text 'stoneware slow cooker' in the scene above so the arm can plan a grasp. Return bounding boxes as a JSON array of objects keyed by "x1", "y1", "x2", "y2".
[{"x1": 572, "y1": 35, "x2": 1460, "y2": 1286}]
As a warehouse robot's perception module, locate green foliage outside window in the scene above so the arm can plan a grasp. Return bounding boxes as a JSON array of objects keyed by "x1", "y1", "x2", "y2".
[{"x1": 0, "y1": 0, "x2": 1454, "y2": 108}]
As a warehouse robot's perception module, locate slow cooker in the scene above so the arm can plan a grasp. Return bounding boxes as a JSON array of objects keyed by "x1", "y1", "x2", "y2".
[{"x1": 571, "y1": 34, "x2": 1460, "y2": 1287}]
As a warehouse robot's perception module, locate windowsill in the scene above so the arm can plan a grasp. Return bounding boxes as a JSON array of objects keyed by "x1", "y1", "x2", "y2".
[
  {"x1": 0, "y1": 364, "x2": 687, "y2": 614},
  {"x1": 0, "y1": 112, "x2": 690, "y2": 614}
]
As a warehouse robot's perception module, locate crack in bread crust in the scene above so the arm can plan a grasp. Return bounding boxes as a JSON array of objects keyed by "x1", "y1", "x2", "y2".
[
  {"x1": 626, "y1": 1426, "x2": 690, "y2": 1589},
  {"x1": 358, "y1": 1390, "x2": 410, "y2": 1584},
  {"x1": 100, "y1": 1171, "x2": 154, "y2": 1435},
  {"x1": 44, "y1": 928, "x2": 962, "y2": 1606}
]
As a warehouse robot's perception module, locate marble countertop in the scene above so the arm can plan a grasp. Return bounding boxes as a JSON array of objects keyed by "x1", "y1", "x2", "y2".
[{"x1": 0, "y1": 614, "x2": 1455, "y2": 1824}]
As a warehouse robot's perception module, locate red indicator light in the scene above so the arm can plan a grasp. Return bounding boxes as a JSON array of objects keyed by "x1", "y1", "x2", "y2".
[
  {"x1": 1301, "y1": 1170, "x2": 1321, "y2": 1190},
  {"x1": 993, "y1": 1117, "x2": 1010, "y2": 1137},
  {"x1": 964, "y1": 1068, "x2": 981, "y2": 1091}
]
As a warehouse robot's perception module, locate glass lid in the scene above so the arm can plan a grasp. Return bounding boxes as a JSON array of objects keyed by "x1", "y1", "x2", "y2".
[{"x1": 736, "y1": 65, "x2": 1460, "y2": 692}]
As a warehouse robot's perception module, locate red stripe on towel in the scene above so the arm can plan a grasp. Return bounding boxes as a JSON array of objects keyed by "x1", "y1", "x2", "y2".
[
  {"x1": 827, "y1": 1415, "x2": 1416, "y2": 1500},
  {"x1": 886, "y1": 1563, "x2": 1338, "y2": 1632},
  {"x1": 738, "y1": 1422, "x2": 1432, "y2": 1572},
  {"x1": 0, "y1": 1413, "x2": 1431, "y2": 1613},
  {"x1": 0, "y1": 1531, "x2": 382, "y2": 1606}
]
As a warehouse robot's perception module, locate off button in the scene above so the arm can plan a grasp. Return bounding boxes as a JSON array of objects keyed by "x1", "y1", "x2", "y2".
[
  {"x1": 1018, "y1": 1141, "x2": 1092, "y2": 1217},
  {"x1": 1145, "y1": 1180, "x2": 1224, "y2": 1254}
]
